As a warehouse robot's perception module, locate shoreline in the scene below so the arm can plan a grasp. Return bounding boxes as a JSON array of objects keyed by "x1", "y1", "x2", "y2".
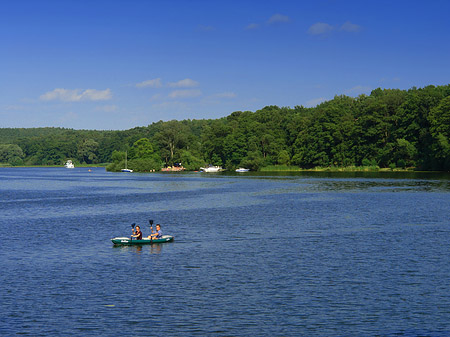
[{"x1": 1, "y1": 164, "x2": 447, "y2": 173}]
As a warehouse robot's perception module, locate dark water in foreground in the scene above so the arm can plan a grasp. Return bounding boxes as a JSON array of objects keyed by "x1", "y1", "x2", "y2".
[{"x1": 1, "y1": 168, "x2": 450, "y2": 336}]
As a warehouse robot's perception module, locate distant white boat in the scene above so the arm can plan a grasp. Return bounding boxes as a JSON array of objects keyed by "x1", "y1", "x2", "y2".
[
  {"x1": 235, "y1": 168, "x2": 249, "y2": 172},
  {"x1": 121, "y1": 151, "x2": 133, "y2": 172},
  {"x1": 200, "y1": 165, "x2": 222, "y2": 173},
  {"x1": 64, "y1": 160, "x2": 75, "y2": 169}
]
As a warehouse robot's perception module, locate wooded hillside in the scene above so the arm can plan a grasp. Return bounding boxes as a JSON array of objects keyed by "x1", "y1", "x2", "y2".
[{"x1": 1, "y1": 85, "x2": 449, "y2": 171}]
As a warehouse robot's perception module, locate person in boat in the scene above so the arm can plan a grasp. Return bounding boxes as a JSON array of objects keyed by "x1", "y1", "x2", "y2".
[
  {"x1": 131, "y1": 225, "x2": 142, "y2": 240},
  {"x1": 148, "y1": 224, "x2": 162, "y2": 240}
]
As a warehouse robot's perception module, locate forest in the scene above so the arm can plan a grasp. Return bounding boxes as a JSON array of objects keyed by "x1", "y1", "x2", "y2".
[{"x1": 1, "y1": 85, "x2": 449, "y2": 171}]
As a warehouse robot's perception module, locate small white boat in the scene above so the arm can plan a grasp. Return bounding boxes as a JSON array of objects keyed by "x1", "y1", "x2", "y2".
[
  {"x1": 200, "y1": 165, "x2": 222, "y2": 172},
  {"x1": 121, "y1": 151, "x2": 133, "y2": 172},
  {"x1": 64, "y1": 160, "x2": 75, "y2": 169},
  {"x1": 235, "y1": 168, "x2": 249, "y2": 172}
]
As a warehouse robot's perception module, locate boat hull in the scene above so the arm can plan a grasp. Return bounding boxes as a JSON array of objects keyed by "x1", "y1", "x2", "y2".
[
  {"x1": 64, "y1": 160, "x2": 75, "y2": 168},
  {"x1": 200, "y1": 166, "x2": 222, "y2": 172},
  {"x1": 111, "y1": 235, "x2": 174, "y2": 245}
]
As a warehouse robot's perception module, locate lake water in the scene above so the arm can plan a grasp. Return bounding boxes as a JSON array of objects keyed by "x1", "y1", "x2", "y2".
[{"x1": 1, "y1": 168, "x2": 450, "y2": 336}]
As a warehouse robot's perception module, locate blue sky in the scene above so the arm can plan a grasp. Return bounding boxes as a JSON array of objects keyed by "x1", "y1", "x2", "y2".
[{"x1": 1, "y1": 0, "x2": 449, "y2": 130}]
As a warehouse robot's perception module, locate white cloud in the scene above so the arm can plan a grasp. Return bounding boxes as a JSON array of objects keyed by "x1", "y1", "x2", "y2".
[
  {"x1": 136, "y1": 78, "x2": 162, "y2": 88},
  {"x1": 306, "y1": 97, "x2": 326, "y2": 107},
  {"x1": 267, "y1": 14, "x2": 290, "y2": 24},
  {"x1": 308, "y1": 22, "x2": 334, "y2": 35},
  {"x1": 40, "y1": 88, "x2": 112, "y2": 102},
  {"x1": 340, "y1": 21, "x2": 361, "y2": 33},
  {"x1": 168, "y1": 89, "x2": 202, "y2": 99},
  {"x1": 168, "y1": 78, "x2": 199, "y2": 88}
]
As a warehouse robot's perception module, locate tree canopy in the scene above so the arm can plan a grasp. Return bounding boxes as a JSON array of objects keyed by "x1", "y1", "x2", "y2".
[{"x1": 1, "y1": 84, "x2": 449, "y2": 171}]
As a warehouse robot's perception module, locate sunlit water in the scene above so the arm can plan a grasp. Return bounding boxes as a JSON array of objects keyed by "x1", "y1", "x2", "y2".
[{"x1": 1, "y1": 168, "x2": 449, "y2": 336}]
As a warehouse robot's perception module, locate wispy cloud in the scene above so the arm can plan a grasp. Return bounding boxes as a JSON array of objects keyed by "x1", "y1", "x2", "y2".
[
  {"x1": 168, "y1": 78, "x2": 199, "y2": 88},
  {"x1": 150, "y1": 93, "x2": 162, "y2": 101},
  {"x1": 308, "y1": 21, "x2": 362, "y2": 36},
  {"x1": 308, "y1": 22, "x2": 334, "y2": 35},
  {"x1": 246, "y1": 13, "x2": 290, "y2": 30},
  {"x1": 3, "y1": 105, "x2": 24, "y2": 111},
  {"x1": 245, "y1": 23, "x2": 260, "y2": 30},
  {"x1": 267, "y1": 13, "x2": 290, "y2": 24},
  {"x1": 345, "y1": 85, "x2": 372, "y2": 95},
  {"x1": 340, "y1": 21, "x2": 362, "y2": 33},
  {"x1": 168, "y1": 89, "x2": 202, "y2": 99},
  {"x1": 40, "y1": 88, "x2": 112, "y2": 102},
  {"x1": 306, "y1": 97, "x2": 326, "y2": 107},
  {"x1": 136, "y1": 78, "x2": 162, "y2": 88}
]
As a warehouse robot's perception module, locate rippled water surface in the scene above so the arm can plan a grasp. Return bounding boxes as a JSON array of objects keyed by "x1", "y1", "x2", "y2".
[{"x1": 1, "y1": 168, "x2": 450, "y2": 336}]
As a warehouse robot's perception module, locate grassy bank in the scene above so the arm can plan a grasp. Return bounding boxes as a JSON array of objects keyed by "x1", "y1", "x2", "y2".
[
  {"x1": 260, "y1": 165, "x2": 417, "y2": 172},
  {"x1": 0, "y1": 163, "x2": 109, "y2": 168}
]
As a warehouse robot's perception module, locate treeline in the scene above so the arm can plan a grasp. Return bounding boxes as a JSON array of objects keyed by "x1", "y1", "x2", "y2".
[{"x1": 1, "y1": 84, "x2": 449, "y2": 171}]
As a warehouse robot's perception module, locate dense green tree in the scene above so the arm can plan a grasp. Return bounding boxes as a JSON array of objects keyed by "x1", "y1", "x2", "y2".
[
  {"x1": 2, "y1": 84, "x2": 450, "y2": 171},
  {"x1": 111, "y1": 150, "x2": 126, "y2": 163},
  {"x1": 130, "y1": 138, "x2": 154, "y2": 159},
  {"x1": 277, "y1": 149, "x2": 290, "y2": 165},
  {"x1": 178, "y1": 150, "x2": 204, "y2": 170},
  {"x1": 153, "y1": 120, "x2": 188, "y2": 165},
  {"x1": 429, "y1": 96, "x2": 450, "y2": 170},
  {"x1": 201, "y1": 120, "x2": 230, "y2": 165},
  {"x1": 77, "y1": 139, "x2": 99, "y2": 164},
  {"x1": 0, "y1": 144, "x2": 24, "y2": 165}
]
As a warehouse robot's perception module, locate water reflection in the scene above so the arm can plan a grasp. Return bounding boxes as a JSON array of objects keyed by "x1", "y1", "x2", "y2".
[{"x1": 111, "y1": 243, "x2": 164, "y2": 254}]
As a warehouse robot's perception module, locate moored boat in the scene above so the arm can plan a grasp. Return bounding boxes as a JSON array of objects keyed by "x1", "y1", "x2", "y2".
[
  {"x1": 235, "y1": 168, "x2": 249, "y2": 172},
  {"x1": 200, "y1": 165, "x2": 222, "y2": 172},
  {"x1": 64, "y1": 160, "x2": 75, "y2": 168},
  {"x1": 111, "y1": 235, "x2": 174, "y2": 245},
  {"x1": 121, "y1": 151, "x2": 133, "y2": 172}
]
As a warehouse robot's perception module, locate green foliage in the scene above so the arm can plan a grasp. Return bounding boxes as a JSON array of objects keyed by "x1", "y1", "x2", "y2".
[
  {"x1": 153, "y1": 120, "x2": 188, "y2": 165},
  {"x1": 77, "y1": 139, "x2": 99, "y2": 164},
  {"x1": 0, "y1": 144, "x2": 24, "y2": 166},
  {"x1": 178, "y1": 150, "x2": 204, "y2": 170},
  {"x1": 131, "y1": 138, "x2": 154, "y2": 159},
  {"x1": 111, "y1": 150, "x2": 126, "y2": 163},
  {"x1": 128, "y1": 157, "x2": 162, "y2": 172},
  {"x1": 277, "y1": 150, "x2": 290, "y2": 165},
  {"x1": 1, "y1": 84, "x2": 450, "y2": 171}
]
